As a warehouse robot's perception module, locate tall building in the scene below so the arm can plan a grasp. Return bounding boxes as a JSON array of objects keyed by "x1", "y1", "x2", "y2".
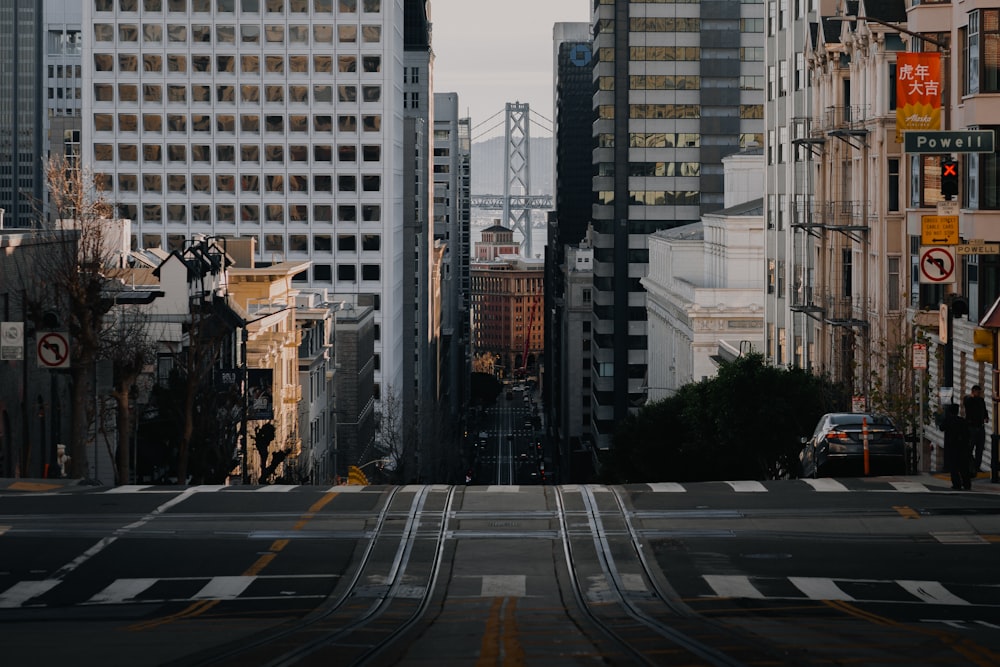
[
  {"x1": 433, "y1": 92, "x2": 472, "y2": 478},
  {"x1": 546, "y1": 22, "x2": 593, "y2": 465},
  {"x1": 82, "y1": 0, "x2": 409, "y2": 421},
  {"x1": 0, "y1": 0, "x2": 45, "y2": 228},
  {"x1": 43, "y1": 0, "x2": 83, "y2": 190},
  {"x1": 589, "y1": 1, "x2": 765, "y2": 450},
  {"x1": 764, "y1": 0, "x2": 836, "y2": 372}
]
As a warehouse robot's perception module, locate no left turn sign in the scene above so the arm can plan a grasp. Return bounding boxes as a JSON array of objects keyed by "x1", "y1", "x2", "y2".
[
  {"x1": 919, "y1": 246, "x2": 956, "y2": 284},
  {"x1": 37, "y1": 331, "x2": 70, "y2": 368}
]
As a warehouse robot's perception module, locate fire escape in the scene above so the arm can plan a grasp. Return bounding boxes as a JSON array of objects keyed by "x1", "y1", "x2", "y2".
[{"x1": 791, "y1": 104, "x2": 871, "y2": 384}]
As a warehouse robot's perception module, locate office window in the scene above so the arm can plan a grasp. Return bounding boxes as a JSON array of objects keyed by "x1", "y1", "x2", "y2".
[
  {"x1": 314, "y1": 205, "x2": 333, "y2": 222},
  {"x1": 241, "y1": 204, "x2": 259, "y2": 222},
  {"x1": 313, "y1": 235, "x2": 332, "y2": 251},
  {"x1": 266, "y1": 205, "x2": 284, "y2": 223},
  {"x1": 338, "y1": 234, "x2": 356, "y2": 251},
  {"x1": 241, "y1": 145, "x2": 259, "y2": 162},
  {"x1": 361, "y1": 25, "x2": 381, "y2": 42},
  {"x1": 361, "y1": 265, "x2": 379, "y2": 281},
  {"x1": 143, "y1": 24, "x2": 162, "y2": 42},
  {"x1": 337, "y1": 205, "x2": 356, "y2": 221},
  {"x1": 143, "y1": 114, "x2": 162, "y2": 132},
  {"x1": 241, "y1": 55, "x2": 259, "y2": 73},
  {"x1": 338, "y1": 265, "x2": 356, "y2": 281},
  {"x1": 338, "y1": 25, "x2": 357, "y2": 42},
  {"x1": 338, "y1": 175, "x2": 356, "y2": 192},
  {"x1": 217, "y1": 204, "x2": 235, "y2": 222}
]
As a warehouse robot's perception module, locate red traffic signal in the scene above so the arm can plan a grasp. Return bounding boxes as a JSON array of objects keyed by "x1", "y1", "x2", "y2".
[{"x1": 941, "y1": 158, "x2": 959, "y2": 198}]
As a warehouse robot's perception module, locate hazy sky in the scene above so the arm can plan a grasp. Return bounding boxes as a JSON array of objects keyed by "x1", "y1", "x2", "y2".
[{"x1": 429, "y1": 0, "x2": 590, "y2": 140}]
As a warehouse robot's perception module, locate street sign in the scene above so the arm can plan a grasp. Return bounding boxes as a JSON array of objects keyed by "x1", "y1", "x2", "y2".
[
  {"x1": 1, "y1": 322, "x2": 23, "y2": 360},
  {"x1": 36, "y1": 331, "x2": 70, "y2": 368},
  {"x1": 957, "y1": 242, "x2": 1000, "y2": 255},
  {"x1": 913, "y1": 343, "x2": 928, "y2": 370},
  {"x1": 904, "y1": 130, "x2": 995, "y2": 153},
  {"x1": 919, "y1": 246, "x2": 957, "y2": 284},
  {"x1": 920, "y1": 215, "x2": 959, "y2": 245}
]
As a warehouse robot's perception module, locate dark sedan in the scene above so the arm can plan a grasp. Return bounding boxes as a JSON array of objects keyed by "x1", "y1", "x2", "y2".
[{"x1": 799, "y1": 412, "x2": 907, "y2": 477}]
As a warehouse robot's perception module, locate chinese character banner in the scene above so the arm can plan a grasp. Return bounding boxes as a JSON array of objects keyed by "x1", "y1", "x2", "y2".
[{"x1": 897, "y1": 52, "x2": 942, "y2": 135}]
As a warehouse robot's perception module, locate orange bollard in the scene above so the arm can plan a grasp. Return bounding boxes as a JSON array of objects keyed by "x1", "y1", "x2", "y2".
[{"x1": 862, "y1": 417, "x2": 870, "y2": 476}]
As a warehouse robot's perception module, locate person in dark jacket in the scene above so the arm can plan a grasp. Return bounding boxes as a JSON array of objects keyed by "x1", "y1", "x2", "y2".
[
  {"x1": 943, "y1": 403, "x2": 971, "y2": 490},
  {"x1": 963, "y1": 384, "x2": 989, "y2": 473}
]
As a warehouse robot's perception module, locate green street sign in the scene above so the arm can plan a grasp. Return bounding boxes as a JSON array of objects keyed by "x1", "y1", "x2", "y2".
[{"x1": 904, "y1": 130, "x2": 995, "y2": 153}]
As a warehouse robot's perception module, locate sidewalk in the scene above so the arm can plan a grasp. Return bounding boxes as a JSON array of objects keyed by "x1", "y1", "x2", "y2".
[{"x1": 922, "y1": 469, "x2": 1000, "y2": 493}]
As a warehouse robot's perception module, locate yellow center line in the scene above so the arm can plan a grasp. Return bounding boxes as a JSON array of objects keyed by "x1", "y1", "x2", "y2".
[
  {"x1": 893, "y1": 505, "x2": 921, "y2": 520},
  {"x1": 130, "y1": 491, "x2": 338, "y2": 632},
  {"x1": 826, "y1": 599, "x2": 1000, "y2": 666}
]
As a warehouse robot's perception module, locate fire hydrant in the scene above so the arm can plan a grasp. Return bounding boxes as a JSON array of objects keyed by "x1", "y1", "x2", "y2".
[{"x1": 56, "y1": 444, "x2": 70, "y2": 478}]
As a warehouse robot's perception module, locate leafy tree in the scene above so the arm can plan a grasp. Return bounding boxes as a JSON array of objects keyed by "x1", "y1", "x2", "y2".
[{"x1": 601, "y1": 354, "x2": 850, "y2": 483}]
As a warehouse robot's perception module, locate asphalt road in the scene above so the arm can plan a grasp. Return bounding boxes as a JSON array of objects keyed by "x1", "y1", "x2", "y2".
[{"x1": 1, "y1": 478, "x2": 999, "y2": 666}]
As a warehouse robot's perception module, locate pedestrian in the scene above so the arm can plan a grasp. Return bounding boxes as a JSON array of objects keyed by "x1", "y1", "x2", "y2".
[
  {"x1": 943, "y1": 403, "x2": 972, "y2": 490},
  {"x1": 963, "y1": 384, "x2": 989, "y2": 474}
]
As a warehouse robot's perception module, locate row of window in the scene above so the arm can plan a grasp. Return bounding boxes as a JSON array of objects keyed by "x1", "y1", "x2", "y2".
[
  {"x1": 94, "y1": 83, "x2": 381, "y2": 104},
  {"x1": 92, "y1": 112, "x2": 382, "y2": 133},
  {"x1": 120, "y1": 202, "x2": 381, "y2": 223},
  {"x1": 97, "y1": 171, "x2": 381, "y2": 193},
  {"x1": 597, "y1": 191, "x2": 701, "y2": 206},
  {"x1": 596, "y1": 162, "x2": 702, "y2": 177},
  {"x1": 598, "y1": 75, "x2": 701, "y2": 91},
  {"x1": 95, "y1": 142, "x2": 380, "y2": 163},
  {"x1": 94, "y1": 53, "x2": 381, "y2": 74},
  {"x1": 93, "y1": 23, "x2": 381, "y2": 45},
  {"x1": 95, "y1": 0, "x2": 381, "y2": 14}
]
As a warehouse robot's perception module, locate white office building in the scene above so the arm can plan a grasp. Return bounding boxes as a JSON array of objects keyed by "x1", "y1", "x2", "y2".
[{"x1": 82, "y1": 0, "x2": 407, "y2": 399}]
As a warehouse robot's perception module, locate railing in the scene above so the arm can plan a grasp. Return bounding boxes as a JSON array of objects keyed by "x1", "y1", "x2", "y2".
[{"x1": 822, "y1": 105, "x2": 872, "y2": 131}]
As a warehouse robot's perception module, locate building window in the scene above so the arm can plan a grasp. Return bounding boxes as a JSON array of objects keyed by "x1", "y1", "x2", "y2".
[
  {"x1": 888, "y1": 158, "x2": 900, "y2": 211},
  {"x1": 888, "y1": 256, "x2": 901, "y2": 311}
]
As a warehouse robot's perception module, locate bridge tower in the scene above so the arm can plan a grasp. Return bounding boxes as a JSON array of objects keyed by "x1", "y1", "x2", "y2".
[{"x1": 503, "y1": 102, "x2": 533, "y2": 258}]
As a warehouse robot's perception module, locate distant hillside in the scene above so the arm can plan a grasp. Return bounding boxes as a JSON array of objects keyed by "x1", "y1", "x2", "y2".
[{"x1": 472, "y1": 136, "x2": 553, "y2": 197}]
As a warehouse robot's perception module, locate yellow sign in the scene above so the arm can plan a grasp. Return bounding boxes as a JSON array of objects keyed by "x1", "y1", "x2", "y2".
[{"x1": 921, "y1": 215, "x2": 959, "y2": 245}]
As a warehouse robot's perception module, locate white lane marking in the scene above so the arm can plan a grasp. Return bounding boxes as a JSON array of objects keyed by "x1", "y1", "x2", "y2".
[
  {"x1": 703, "y1": 575, "x2": 765, "y2": 599},
  {"x1": 481, "y1": 574, "x2": 526, "y2": 597},
  {"x1": 484, "y1": 486, "x2": 520, "y2": 493},
  {"x1": 725, "y1": 481, "x2": 767, "y2": 493},
  {"x1": 52, "y1": 488, "x2": 199, "y2": 581},
  {"x1": 329, "y1": 485, "x2": 363, "y2": 492},
  {"x1": 897, "y1": 580, "x2": 970, "y2": 606},
  {"x1": 890, "y1": 481, "x2": 931, "y2": 493},
  {"x1": 802, "y1": 478, "x2": 849, "y2": 492},
  {"x1": 193, "y1": 576, "x2": 256, "y2": 600},
  {"x1": 0, "y1": 580, "x2": 61, "y2": 608},
  {"x1": 104, "y1": 485, "x2": 152, "y2": 493},
  {"x1": 647, "y1": 483, "x2": 686, "y2": 492},
  {"x1": 85, "y1": 578, "x2": 158, "y2": 605},
  {"x1": 256, "y1": 485, "x2": 297, "y2": 492},
  {"x1": 789, "y1": 577, "x2": 855, "y2": 601},
  {"x1": 0, "y1": 525, "x2": 10, "y2": 536}
]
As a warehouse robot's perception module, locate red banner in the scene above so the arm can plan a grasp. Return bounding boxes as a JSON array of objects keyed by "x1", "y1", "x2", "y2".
[{"x1": 897, "y1": 52, "x2": 942, "y2": 137}]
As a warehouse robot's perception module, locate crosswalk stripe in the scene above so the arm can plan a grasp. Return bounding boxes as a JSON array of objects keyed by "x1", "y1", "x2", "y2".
[
  {"x1": 889, "y1": 481, "x2": 931, "y2": 493},
  {"x1": 725, "y1": 480, "x2": 767, "y2": 492},
  {"x1": 86, "y1": 578, "x2": 158, "y2": 604},
  {"x1": 105, "y1": 485, "x2": 153, "y2": 494},
  {"x1": 703, "y1": 575, "x2": 765, "y2": 599},
  {"x1": 193, "y1": 576, "x2": 256, "y2": 600},
  {"x1": 257, "y1": 485, "x2": 298, "y2": 492},
  {"x1": 789, "y1": 576, "x2": 854, "y2": 601},
  {"x1": 802, "y1": 478, "x2": 849, "y2": 492},
  {"x1": 897, "y1": 580, "x2": 970, "y2": 606},
  {"x1": 0, "y1": 579, "x2": 61, "y2": 608}
]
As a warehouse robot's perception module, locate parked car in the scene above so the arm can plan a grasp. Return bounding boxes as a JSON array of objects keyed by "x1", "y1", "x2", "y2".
[{"x1": 799, "y1": 412, "x2": 907, "y2": 478}]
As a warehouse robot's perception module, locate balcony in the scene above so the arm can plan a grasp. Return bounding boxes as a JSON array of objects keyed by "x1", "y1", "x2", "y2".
[
  {"x1": 822, "y1": 200, "x2": 869, "y2": 238},
  {"x1": 283, "y1": 384, "x2": 302, "y2": 404},
  {"x1": 790, "y1": 285, "x2": 825, "y2": 320},
  {"x1": 823, "y1": 105, "x2": 870, "y2": 148},
  {"x1": 821, "y1": 293, "x2": 869, "y2": 329}
]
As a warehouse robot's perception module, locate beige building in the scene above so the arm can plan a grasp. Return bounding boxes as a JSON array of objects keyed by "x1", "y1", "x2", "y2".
[{"x1": 228, "y1": 259, "x2": 309, "y2": 483}]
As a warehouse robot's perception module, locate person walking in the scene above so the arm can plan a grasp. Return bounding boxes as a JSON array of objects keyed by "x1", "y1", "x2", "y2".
[
  {"x1": 963, "y1": 384, "x2": 989, "y2": 474},
  {"x1": 943, "y1": 403, "x2": 972, "y2": 490}
]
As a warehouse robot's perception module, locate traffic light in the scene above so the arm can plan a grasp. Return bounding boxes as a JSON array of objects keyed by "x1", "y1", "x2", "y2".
[
  {"x1": 973, "y1": 327, "x2": 995, "y2": 363},
  {"x1": 941, "y1": 158, "x2": 959, "y2": 198}
]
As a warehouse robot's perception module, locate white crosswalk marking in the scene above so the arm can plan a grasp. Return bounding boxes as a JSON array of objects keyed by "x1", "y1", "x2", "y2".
[
  {"x1": 104, "y1": 485, "x2": 153, "y2": 493},
  {"x1": 789, "y1": 577, "x2": 854, "y2": 601},
  {"x1": 647, "y1": 483, "x2": 686, "y2": 492},
  {"x1": 703, "y1": 575, "x2": 765, "y2": 599},
  {"x1": 897, "y1": 580, "x2": 970, "y2": 606},
  {"x1": 0, "y1": 580, "x2": 61, "y2": 608},
  {"x1": 890, "y1": 481, "x2": 931, "y2": 493},
  {"x1": 193, "y1": 576, "x2": 256, "y2": 600},
  {"x1": 86, "y1": 578, "x2": 158, "y2": 605},
  {"x1": 725, "y1": 480, "x2": 767, "y2": 492},
  {"x1": 256, "y1": 485, "x2": 297, "y2": 492},
  {"x1": 802, "y1": 478, "x2": 849, "y2": 492}
]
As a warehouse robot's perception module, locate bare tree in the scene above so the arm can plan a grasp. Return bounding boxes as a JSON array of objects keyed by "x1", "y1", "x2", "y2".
[
  {"x1": 19, "y1": 158, "x2": 117, "y2": 479},
  {"x1": 102, "y1": 301, "x2": 156, "y2": 484},
  {"x1": 377, "y1": 383, "x2": 418, "y2": 483}
]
